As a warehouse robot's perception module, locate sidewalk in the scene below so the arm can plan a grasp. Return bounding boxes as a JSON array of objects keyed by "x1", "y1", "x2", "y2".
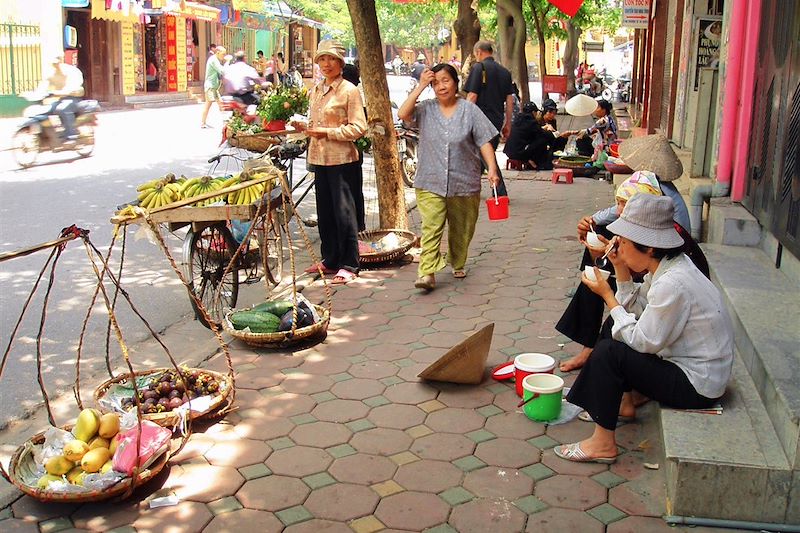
[{"x1": 0, "y1": 176, "x2": 731, "y2": 532}]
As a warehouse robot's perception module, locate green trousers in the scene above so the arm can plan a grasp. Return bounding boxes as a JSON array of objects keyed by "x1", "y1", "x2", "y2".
[{"x1": 416, "y1": 189, "x2": 480, "y2": 277}]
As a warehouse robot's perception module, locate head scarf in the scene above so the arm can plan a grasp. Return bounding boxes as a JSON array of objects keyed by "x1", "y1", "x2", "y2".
[{"x1": 615, "y1": 170, "x2": 662, "y2": 201}]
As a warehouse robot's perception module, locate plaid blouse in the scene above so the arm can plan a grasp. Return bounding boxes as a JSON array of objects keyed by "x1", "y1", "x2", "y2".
[{"x1": 307, "y1": 77, "x2": 366, "y2": 166}]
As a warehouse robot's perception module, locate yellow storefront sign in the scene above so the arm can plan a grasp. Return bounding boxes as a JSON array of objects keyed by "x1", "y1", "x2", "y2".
[
  {"x1": 176, "y1": 19, "x2": 187, "y2": 92},
  {"x1": 232, "y1": 0, "x2": 265, "y2": 12},
  {"x1": 121, "y1": 22, "x2": 136, "y2": 95}
]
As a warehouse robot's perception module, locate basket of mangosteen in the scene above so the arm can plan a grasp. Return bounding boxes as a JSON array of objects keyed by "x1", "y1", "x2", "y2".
[
  {"x1": 93, "y1": 367, "x2": 233, "y2": 428},
  {"x1": 222, "y1": 297, "x2": 329, "y2": 347}
]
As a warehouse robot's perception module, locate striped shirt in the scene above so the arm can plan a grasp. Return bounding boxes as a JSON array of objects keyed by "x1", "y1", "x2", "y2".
[
  {"x1": 409, "y1": 98, "x2": 498, "y2": 197},
  {"x1": 307, "y1": 77, "x2": 366, "y2": 166},
  {"x1": 610, "y1": 253, "x2": 734, "y2": 398}
]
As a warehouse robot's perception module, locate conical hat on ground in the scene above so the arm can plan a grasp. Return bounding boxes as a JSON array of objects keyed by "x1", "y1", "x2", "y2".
[
  {"x1": 564, "y1": 94, "x2": 598, "y2": 116},
  {"x1": 418, "y1": 323, "x2": 494, "y2": 384},
  {"x1": 618, "y1": 134, "x2": 684, "y2": 182}
]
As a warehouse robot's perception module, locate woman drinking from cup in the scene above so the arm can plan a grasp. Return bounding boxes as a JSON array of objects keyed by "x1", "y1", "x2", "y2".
[
  {"x1": 398, "y1": 63, "x2": 500, "y2": 290},
  {"x1": 554, "y1": 195, "x2": 734, "y2": 464}
]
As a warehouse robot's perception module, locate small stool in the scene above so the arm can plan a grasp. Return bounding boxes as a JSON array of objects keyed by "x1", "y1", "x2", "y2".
[
  {"x1": 506, "y1": 159, "x2": 527, "y2": 171},
  {"x1": 551, "y1": 168, "x2": 574, "y2": 184}
]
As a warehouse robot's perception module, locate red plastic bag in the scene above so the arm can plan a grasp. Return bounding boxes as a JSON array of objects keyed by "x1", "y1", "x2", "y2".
[{"x1": 112, "y1": 420, "x2": 171, "y2": 476}]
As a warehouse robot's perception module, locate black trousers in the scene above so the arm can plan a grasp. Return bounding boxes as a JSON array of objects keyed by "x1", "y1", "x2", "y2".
[
  {"x1": 555, "y1": 225, "x2": 617, "y2": 348},
  {"x1": 506, "y1": 138, "x2": 552, "y2": 169},
  {"x1": 566, "y1": 338, "x2": 718, "y2": 430},
  {"x1": 487, "y1": 136, "x2": 508, "y2": 197},
  {"x1": 314, "y1": 161, "x2": 361, "y2": 273}
]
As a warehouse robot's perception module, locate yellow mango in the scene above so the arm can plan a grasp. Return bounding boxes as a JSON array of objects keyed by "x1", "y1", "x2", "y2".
[
  {"x1": 73, "y1": 408, "x2": 100, "y2": 443},
  {"x1": 100, "y1": 460, "x2": 114, "y2": 474},
  {"x1": 36, "y1": 474, "x2": 62, "y2": 489},
  {"x1": 80, "y1": 447, "x2": 111, "y2": 473},
  {"x1": 88, "y1": 436, "x2": 110, "y2": 450},
  {"x1": 66, "y1": 466, "x2": 87, "y2": 485},
  {"x1": 109, "y1": 435, "x2": 119, "y2": 455},
  {"x1": 63, "y1": 440, "x2": 89, "y2": 462},
  {"x1": 98, "y1": 413, "x2": 120, "y2": 439},
  {"x1": 44, "y1": 455, "x2": 73, "y2": 476}
]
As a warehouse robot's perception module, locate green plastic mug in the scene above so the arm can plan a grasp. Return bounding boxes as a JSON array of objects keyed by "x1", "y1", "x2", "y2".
[{"x1": 522, "y1": 374, "x2": 564, "y2": 422}]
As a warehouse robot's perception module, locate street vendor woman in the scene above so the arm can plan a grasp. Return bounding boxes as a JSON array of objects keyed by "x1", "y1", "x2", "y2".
[
  {"x1": 293, "y1": 40, "x2": 366, "y2": 285},
  {"x1": 555, "y1": 194, "x2": 734, "y2": 464}
]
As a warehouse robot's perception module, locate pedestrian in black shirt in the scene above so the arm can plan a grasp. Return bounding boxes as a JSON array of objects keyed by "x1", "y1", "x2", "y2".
[{"x1": 464, "y1": 41, "x2": 514, "y2": 197}]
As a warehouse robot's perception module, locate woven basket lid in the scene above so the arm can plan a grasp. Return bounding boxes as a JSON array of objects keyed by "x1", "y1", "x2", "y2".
[
  {"x1": 618, "y1": 134, "x2": 683, "y2": 182},
  {"x1": 418, "y1": 323, "x2": 494, "y2": 385},
  {"x1": 564, "y1": 94, "x2": 598, "y2": 116}
]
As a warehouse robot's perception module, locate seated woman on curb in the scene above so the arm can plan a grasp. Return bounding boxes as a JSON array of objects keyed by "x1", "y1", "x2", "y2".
[
  {"x1": 503, "y1": 102, "x2": 553, "y2": 170},
  {"x1": 554, "y1": 194, "x2": 734, "y2": 464}
]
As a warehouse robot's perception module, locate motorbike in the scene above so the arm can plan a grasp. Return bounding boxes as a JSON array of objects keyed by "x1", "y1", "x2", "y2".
[
  {"x1": 601, "y1": 76, "x2": 631, "y2": 103},
  {"x1": 12, "y1": 94, "x2": 100, "y2": 168},
  {"x1": 395, "y1": 120, "x2": 418, "y2": 187},
  {"x1": 219, "y1": 87, "x2": 265, "y2": 146},
  {"x1": 577, "y1": 75, "x2": 604, "y2": 98}
]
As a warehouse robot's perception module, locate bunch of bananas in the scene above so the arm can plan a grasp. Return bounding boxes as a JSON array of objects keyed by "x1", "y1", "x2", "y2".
[
  {"x1": 180, "y1": 175, "x2": 225, "y2": 206},
  {"x1": 137, "y1": 173, "x2": 182, "y2": 209},
  {"x1": 220, "y1": 170, "x2": 273, "y2": 206}
]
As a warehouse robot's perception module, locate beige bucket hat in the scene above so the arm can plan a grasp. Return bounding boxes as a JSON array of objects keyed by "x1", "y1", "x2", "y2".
[
  {"x1": 608, "y1": 195, "x2": 684, "y2": 249},
  {"x1": 314, "y1": 39, "x2": 346, "y2": 63},
  {"x1": 618, "y1": 134, "x2": 684, "y2": 182},
  {"x1": 565, "y1": 94, "x2": 598, "y2": 116}
]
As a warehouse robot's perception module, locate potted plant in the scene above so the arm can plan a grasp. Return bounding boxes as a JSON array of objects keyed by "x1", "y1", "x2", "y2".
[{"x1": 258, "y1": 86, "x2": 309, "y2": 131}]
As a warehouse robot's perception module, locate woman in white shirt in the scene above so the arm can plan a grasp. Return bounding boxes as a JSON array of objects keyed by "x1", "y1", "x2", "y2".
[{"x1": 555, "y1": 194, "x2": 734, "y2": 464}]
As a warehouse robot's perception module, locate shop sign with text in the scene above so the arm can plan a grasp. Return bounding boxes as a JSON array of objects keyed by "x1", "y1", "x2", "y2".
[
  {"x1": 166, "y1": 16, "x2": 178, "y2": 92},
  {"x1": 622, "y1": 0, "x2": 650, "y2": 29}
]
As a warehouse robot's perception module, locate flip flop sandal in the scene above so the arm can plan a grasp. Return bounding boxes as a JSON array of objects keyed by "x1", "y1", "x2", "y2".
[
  {"x1": 414, "y1": 275, "x2": 435, "y2": 291},
  {"x1": 331, "y1": 269, "x2": 357, "y2": 285},
  {"x1": 304, "y1": 262, "x2": 335, "y2": 274},
  {"x1": 553, "y1": 442, "x2": 617, "y2": 464},
  {"x1": 578, "y1": 410, "x2": 635, "y2": 427},
  {"x1": 453, "y1": 269, "x2": 467, "y2": 279}
]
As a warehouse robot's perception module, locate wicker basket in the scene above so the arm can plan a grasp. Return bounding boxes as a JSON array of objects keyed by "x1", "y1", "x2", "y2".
[
  {"x1": 227, "y1": 131, "x2": 278, "y2": 153},
  {"x1": 94, "y1": 368, "x2": 233, "y2": 428},
  {"x1": 358, "y1": 229, "x2": 417, "y2": 264},
  {"x1": 555, "y1": 155, "x2": 592, "y2": 169},
  {"x1": 8, "y1": 426, "x2": 169, "y2": 503},
  {"x1": 222, "y1": 304, "x2": 330, "y2": 347}
]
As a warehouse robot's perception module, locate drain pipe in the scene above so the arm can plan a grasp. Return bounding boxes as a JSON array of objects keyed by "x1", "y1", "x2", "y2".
[
  {"x1": 689, "y1": 0, "x2": 760, "y2": 240},
  {"x1": 665, "y1": 515, "x2": 800, "y2": 532}
]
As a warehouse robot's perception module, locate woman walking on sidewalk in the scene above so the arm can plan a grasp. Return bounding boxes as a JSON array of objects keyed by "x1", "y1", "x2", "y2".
[{"x1": 398, "y1": 63, "x2": 500, "y2": 291}]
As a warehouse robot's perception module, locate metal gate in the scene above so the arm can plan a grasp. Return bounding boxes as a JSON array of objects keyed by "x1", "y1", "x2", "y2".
[
  {"x1": 0, "y1": 23, "x2": 41, "y2": 96},
  {"x1": 744, "y1": 0, "x2": 800, "y2": 258}
]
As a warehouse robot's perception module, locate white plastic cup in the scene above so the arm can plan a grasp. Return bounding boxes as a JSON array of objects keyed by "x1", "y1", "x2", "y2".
[{"x1": 584, "y1": 266, "x2": 611, "y2": 282}]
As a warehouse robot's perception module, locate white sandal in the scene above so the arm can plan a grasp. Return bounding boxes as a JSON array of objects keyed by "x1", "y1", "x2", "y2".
[{"x1": 553, "y1": 442, "x2": 617, "y2": 464}]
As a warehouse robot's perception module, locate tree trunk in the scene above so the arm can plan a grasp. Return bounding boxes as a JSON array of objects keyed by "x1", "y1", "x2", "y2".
[
  {"x1": 346, "y1": 0, "x2": 407, "y2": 230},
  {"x1": 563, "y1": 20, "x2": 581, "y2": 97},
  {"x1": 530, "y1": 5, "x2": 548, "y2": 77},
  {"x1": 496, "y1": 0, "x2": 529, "y2": 103},
  {"x1": 453, "y1": 0, "x2": 481, "y2": 64}
]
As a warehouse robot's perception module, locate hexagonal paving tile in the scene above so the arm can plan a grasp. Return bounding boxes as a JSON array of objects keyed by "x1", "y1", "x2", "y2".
[
  {"x1": 203, "y1": 508, "x2": 283, "y2": 532},
  {"x1": 235, "y1": 368, "x2": 285, "y2": 390},
  {"x1": 328, "y1": 453, "x2": 397, "y2": 485},
  {"x1": 436, "y1": 386, "x2": 495, "y2": 409},
  {"x1": 265, "y1": 446, "x2": 333, "y2": 477},
  {"x1": 280, "y1": 373, "x2": 336, "y2": 394},
  {"x1": 484, "y1": 411, "x2": 546, "y2": 439},
  {"x1": 368, "y1": 404, "x2": 426, "y2": 429},
  {"x1": 448, "y1": 498, "x2": 526, "y2": 533},
  {"x1": 297, "y1": 354, "x2": 352, "y2": 375},
  {"x1": 70, "y1": 500, "x2": 144, "y2": 531},
  {"x1": 259, "y1": 393, "x2": 317, "y2": 418},
  {"x1": 330, "y1": 378, "x2": 386, "y2": 400},
  {"x1": 290, "y1": 421, "x2": 352, "y2": 448},
  {"x1": 12, "y1": 496, "x2": 78, "y2": 522},
  {"x1": 394, "y1": 459, "x2": 463, "y2": 493},
  {"x1": 382, "y1": 382, "x2": 438, "y2": 405},
  {"x1": 608, "y1": 478, "x2": 665, "y2": 517},
  {"x1": 132, "y1": 500, "x2": 212, "y2": 532},
  {"x1": 525, "y1": 508, "x2": 604, "y2": 532},
  {"x1": 204, "y1": 438, "x2": 272, "y2": 468},
  {"x1": 312, "y1": 399, "x2": 370, "y2": 423},
  {"x1": 348, "y1": 360, "x2": 399, "y2": 380},
  {"x1": 283, "y1": 519, "x2": 354, "y2": 533},
  {"x1": 425, "y1": 408, "x2": 486, "y2": 433},
  {"x1": 463, "y1": 466, "x2": 534, "y2": 499},
  {"x1": 303, "y1": 484, "x2": 379, "y2": 522},
  {"x1": 171, "y1": 464, "x2": 245, "y2": 503},
  {"x1": 411, "y1": 433, "x2": 475, "y2": 461},
  {"x1": 536, "y1": 474, "x2": 607, "y2": 510},
  {"x1": 474, "y1": 438, "x2": 540, "y2": 468},
  {"x1": 350, "y1": 428, "x2": 413, "y2": 456},
  {"x1": 236, "y1": 475, "x2": 311, "y2": 511},
  {"x1": 374, "y1": 491, "x2": 450, "y2": 530},
  {"x1": 169, "y1": 434, "x2": 217, "y2": 463}
]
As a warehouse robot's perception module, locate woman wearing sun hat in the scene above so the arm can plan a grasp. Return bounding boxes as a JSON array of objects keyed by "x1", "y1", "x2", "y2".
[
  {"x1": 554, "y1": 194, "x2": 734, "y2": 464},
  {"x1": 294, "y1": 39, "x2": 366, "y2": 285}
]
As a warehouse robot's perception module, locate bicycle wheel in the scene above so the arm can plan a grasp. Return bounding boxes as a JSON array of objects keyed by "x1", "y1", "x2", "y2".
[
  {"x1": 183, "y1": 224, "x2": 239, "y2": 328},
  {"x1": 263, "y1": 210, "x2": 285, "y2": 286}
]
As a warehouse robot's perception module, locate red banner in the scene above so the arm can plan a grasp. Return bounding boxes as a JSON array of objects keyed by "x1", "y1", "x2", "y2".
[
  {"x1": 543, "y1": 75, "x2": 568, "y2": 95},
  {"x1": 166, "y1": 16, "x2": 178, "y2": 92},
  {"x1": 547, "y1": 0, "x2": 585, "y2": 17}
]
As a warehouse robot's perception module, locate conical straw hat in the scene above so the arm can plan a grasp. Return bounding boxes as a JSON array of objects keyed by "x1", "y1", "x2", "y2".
[
  {"x1": 418, "y1": 323, "x2": 494, "y2": 384},
  {"x1": 565, "y1": 94, "x2": 598, "y2": 116},
  {"x1": 618, "y1": 134, "x2": 684, "y2": 182}
]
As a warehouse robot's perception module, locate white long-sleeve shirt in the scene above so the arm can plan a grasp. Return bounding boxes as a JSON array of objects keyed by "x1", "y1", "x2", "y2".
[{"x1": 610, "y1": 253, "x2": 734, "y2": 398}]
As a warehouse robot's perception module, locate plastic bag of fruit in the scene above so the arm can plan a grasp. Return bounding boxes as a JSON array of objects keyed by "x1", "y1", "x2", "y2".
[{"x1": 112, "y1": 420, "x2": 171, "y2": 476}]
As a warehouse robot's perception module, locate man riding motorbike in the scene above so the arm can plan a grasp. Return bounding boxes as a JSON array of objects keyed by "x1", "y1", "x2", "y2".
[
  {"x1": 222, "y1": 50, "x2": 266, "y2": 107},
  {"x1": 38, "y1": 54, "x2": 84, "y2": 142}
]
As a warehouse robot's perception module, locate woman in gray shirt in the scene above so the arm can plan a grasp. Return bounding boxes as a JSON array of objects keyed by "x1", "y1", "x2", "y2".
[{"x1": 398, "y1": 63, "x2": 500, "y2": 291}]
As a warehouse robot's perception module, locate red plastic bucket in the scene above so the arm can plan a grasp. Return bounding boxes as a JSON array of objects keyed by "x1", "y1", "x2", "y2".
[{"x1": 486, "y1": 193, "x2": 509, "y2": 221}]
